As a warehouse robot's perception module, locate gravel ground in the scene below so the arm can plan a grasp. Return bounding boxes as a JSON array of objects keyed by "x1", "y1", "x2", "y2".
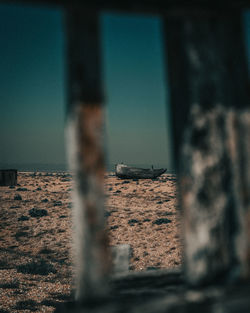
[{"x1": 0, "y1": 172, "x2": 182, "y2": 312}]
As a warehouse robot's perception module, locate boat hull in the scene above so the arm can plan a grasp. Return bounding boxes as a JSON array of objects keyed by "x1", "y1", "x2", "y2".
[{"x1": 115, "y1": 164, "x2": 166, "y2": 179}]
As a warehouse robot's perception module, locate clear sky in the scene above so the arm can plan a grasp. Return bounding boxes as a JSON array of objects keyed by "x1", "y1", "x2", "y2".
[
  {"x1": 101, "y1": 13, "x2": 172, "y2": 169},
  {"x1": 0, "y1": 3, "x2": 173, "y2": 171},
  {"x1": 0, "y1": 4, "x2": 249, "y2": 171},
  {"x1": 0, "y1": 4, "x2": 65, "y2": 168}
]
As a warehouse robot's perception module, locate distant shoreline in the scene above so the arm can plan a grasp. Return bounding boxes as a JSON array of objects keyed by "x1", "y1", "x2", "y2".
[{"x1": 0, "y1": 163, "x2": 175, "y2": 174}]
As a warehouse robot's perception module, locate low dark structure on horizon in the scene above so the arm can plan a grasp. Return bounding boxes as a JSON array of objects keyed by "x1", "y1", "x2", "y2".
[
  {"x1": 115, "y1": 164, "x2": 166, "y2": 179},
  {"x1": 0, "y1": 169, "x2": 17, "y2": 186}
]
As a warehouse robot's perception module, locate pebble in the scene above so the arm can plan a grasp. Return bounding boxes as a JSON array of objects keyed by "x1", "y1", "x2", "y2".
[
  {"x1": 18, "y1": 215, "x2": 30, "y2": 221},
  {"x1": 128, "y1": 219, "x2": 139, "y2": 226},
  {"x1": 53, "y1": 201, "x2": 63, "y2": 206},
  {"x1": 14, "y1": 194, "x2": 22, "y2": 201},
  {"x1": 110, "y1": 225, "x2": 119, "y2": 230},
  {"x1": 16, "y1": 188, "x2": 28, "y2": 192},
  {"x1": 153, "y1": 218, "x2": 171, "y2": 225},
  {"x1": 28, "y1": 208, "x2": 48, "y2": 218}
]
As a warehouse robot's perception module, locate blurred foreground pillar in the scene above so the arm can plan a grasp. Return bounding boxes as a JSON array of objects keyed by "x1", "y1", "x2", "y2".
[
  {"x1": 65, "y1": 6, "x2": 111, "y2": 301},
  {"x1": 164, "y1": 11, "x2": 250, "y2": 285}
]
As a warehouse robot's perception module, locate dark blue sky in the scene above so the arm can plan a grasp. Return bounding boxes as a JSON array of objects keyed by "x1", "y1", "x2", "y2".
[
  {"x1": 0, "y1": 4, "x2": 65, "y2": 167},
  {"x1": 0, "y1": 3, "x2": 173, "y2": 170},
  {"x1": 0, "y1": 4, "x2": 249, "y2": 170},
  {"x1": 101, "y1": 13, "x2": 172, "y2": 168}
]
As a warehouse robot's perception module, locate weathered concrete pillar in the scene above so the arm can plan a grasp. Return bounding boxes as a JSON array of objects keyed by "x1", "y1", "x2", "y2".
[
  {"x1": 65, "y1": 6, "x2": 111, "y2": 301},
  {"x1": 164, "y1": 11, "x2": 250, "y2": 285}
]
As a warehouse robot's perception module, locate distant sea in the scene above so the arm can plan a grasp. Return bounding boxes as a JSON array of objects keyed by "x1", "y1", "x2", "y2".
[
  {"x1": 0, "y1": 163, "x2": 175, "y2": 173},
  {"x1": 0, "y1": 163, "x2": 69, "y2": 173}
]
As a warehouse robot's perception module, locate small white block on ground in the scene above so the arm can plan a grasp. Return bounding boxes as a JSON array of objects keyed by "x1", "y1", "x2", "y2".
[{"x1": 111, "y1": 244, "x2": 131, "y2": 274}]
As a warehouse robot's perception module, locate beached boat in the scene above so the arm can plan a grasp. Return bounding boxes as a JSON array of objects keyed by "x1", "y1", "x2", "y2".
[{"x1": 115, "y1": 164, "x2": 166, "y2": 179}]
